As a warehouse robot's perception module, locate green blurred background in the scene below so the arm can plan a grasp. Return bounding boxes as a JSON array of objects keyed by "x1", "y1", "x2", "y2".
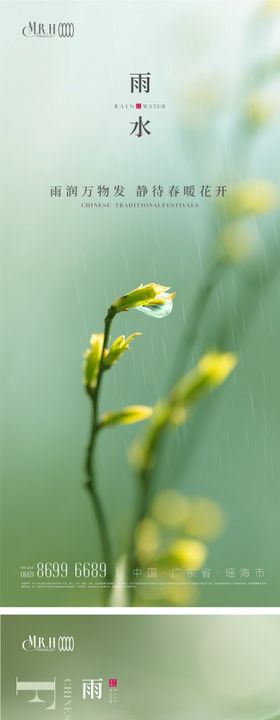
[
  {"x1": 1, "y1": 0, "x2": 280, "y2": 605},
  {"x1": 2, "y1": 615, "x2": 280, "y2": 719}
]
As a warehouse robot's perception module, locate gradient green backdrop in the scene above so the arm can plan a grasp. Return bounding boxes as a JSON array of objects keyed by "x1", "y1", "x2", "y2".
[
  {"x1": 2, "y1": 615, "x2": 280, "y2": 719},
  {"x1": 1, "y1": 0, "x2": 280, "y2": 605}
]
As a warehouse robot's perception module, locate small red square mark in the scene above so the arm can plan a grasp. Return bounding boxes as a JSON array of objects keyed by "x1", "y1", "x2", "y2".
[
  {"x1": 135, "y1": 103, "x2": 142, "y2": 109},
  {"x1": 109, "y1": 679, "x2": 118, "y2": 687}
]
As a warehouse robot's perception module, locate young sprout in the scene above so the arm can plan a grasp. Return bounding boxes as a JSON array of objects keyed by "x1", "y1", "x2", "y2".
[
  {"x1": 82, "y1": 282, "x2": 175, "y2": 599},
  {"x1": 112, "y1": 283, "x2": 176, "y2": 317}
]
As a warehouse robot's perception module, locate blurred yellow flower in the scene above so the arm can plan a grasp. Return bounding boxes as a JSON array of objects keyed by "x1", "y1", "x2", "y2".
[
  {"x1": 198, "y1": 352, "x2": 238, "y2": 386},
  {"x1": 246, "y1": 93, "x2": 275, "y2": 127},
  {"x1": 151, "y1": 490, "x2": 190, "y2": 529},
  {"x1": 219, "y1": 220, "x2": 259, "y2": 263},
  {"x1": 168, "y1": 538, "x2": 207, "y2": 570},
  {"x1": 263, "y1": 0, "x2": 280, "y2": 11},
  {"x1": 225, "y1": 180, "x2": 279, "y2": 217},
  {"x1": 171, "y1": 352, "x2": 238, "y2": 408},
  {"x1": 185, "y1": 498, "x2": 226, "y2": 541}
]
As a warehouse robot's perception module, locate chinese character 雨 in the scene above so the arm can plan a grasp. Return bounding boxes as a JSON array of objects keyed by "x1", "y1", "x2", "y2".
[
  {"x1": 82, "y1": 679, "x2": 103, "y2": 701},
  {"x1": 130, "y1": 73, "x2": 151, "y2": 94},
  {"x1": 50, "y1": 186, "x2": 62, "y2": 197}
]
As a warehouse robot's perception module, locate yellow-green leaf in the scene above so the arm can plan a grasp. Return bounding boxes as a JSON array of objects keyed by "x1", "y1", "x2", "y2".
[
  {"x1": 100, "y1": 405, "x2": 153, "y2": 428},
  {"x1": 103, "y1": 333, "x2": 141, "y2": 368},
  {"x1": 112, "y1": 283, "x2": 174, "y2": 312},
  {"x1": 83, "y1": 333, "x2": 104, "y2": 389}
]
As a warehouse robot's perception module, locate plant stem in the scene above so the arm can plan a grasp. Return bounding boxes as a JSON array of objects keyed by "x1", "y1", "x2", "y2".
[
  {"x1": 126, "y1": 257, "x2": 223, "y2": 601},
  {"x1": 168, "y1": 258, "x2": 223, "y2": 387},
  {"x1": 94, "y1": 311, "x2": 115, "y2": 420},
  {"x1": 127, "y1": 468, "x2": 149, "y2": 605},
  {"x1": 148, "y1": 258, "x2": 226, "y2": 496},
  {"x1": 127, "y1": 418, "x2": 168, "y2": 604},
  {"x1": 85, "y1": 308, "x2": 116, "y2": 595}
]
